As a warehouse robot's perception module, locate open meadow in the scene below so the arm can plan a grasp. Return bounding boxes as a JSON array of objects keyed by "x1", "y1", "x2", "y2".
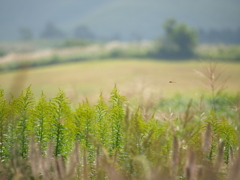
[
  {"x1": 0, "y1": 59, "x2": 239, "y2": 102},
  {"x1": 0, "y1": 59, "x2": 240, "y2": 179},
  {"x1": 1, "y1": 1, "x2": 240, "y2": 178}
]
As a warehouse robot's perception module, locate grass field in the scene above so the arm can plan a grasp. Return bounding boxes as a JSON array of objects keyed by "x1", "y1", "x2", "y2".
[
  {"x1": 0, "y1": 59, "x2": 239, "y2": 103},
  {"x1": 1, "y1": 59, "x2": 240, "y2": 179}
]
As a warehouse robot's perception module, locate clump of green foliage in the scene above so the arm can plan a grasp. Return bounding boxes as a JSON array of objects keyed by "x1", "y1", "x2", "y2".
[
  {"x1": 0, "y1": 86, "x2": 239, "y2": 179},
  {"x1": 153, "y1": 19, "x2": 198, "y2": 59}
]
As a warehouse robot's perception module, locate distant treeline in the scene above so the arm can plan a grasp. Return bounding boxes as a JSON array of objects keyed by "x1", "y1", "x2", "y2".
[
  {"x1": 198, "y1": 28, "x2": 240, "y2": 44},
  {"x1": 18, "y1": 21, "x2": 240, "y2": 45}
]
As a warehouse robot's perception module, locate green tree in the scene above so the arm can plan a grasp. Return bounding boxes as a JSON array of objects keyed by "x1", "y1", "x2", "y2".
[{"x1": 156, "y1": 19, "x2": 198, "y2": 59}]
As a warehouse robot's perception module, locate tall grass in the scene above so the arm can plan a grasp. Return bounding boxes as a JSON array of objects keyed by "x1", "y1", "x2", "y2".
[{"x1": 0, "y1": 85, "x2": 239, "y2": 179}]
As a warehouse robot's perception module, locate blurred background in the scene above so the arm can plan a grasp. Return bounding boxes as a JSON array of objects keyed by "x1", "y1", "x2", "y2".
[
  {"x1": 0, "y1": 0, "x2": 240, "y2": 102},
  {"x1": 1, "y1": 0, "x2": 240, "y2": 42}
]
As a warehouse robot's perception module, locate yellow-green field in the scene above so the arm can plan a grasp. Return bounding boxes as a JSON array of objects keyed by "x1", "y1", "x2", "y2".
[{"x1": 0, "y1": 59, "x2": 239, "y2": 102}]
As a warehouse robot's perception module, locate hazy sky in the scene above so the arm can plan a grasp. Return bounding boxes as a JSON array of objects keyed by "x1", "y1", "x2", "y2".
[{"x1": 0, "y1": 0, "x2": 239, "y2": 41}]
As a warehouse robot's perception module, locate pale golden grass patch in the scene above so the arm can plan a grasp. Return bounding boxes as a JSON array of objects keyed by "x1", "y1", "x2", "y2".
[{"x1": 0, "y1": 59, "x2": 239, "y2": 103}]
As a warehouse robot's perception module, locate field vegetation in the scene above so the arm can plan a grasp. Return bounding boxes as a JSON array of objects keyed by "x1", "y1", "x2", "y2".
[
  {"x1": 0, "y1": 58, "x2": 240, "y2": 179},
  {"x1": 0, "y1": 23, "x2": 240, "y2": 178},
  {"x1": 1, "y1": 39, "x2": 240, "y2": 72},
  {"x1": 0, "y1": 84, "x2": 239, "y2": 179},
  {"x1": 0, "y1": 4, "x2": 240, "y2": 179},
  {"x1": 0, "y1": 59, "x2": 239, "y2": 100}
]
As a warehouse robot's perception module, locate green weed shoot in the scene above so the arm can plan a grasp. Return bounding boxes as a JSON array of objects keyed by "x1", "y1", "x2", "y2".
[{"x1": 0, "y1": 86, "x2": 239, "y2": 180}]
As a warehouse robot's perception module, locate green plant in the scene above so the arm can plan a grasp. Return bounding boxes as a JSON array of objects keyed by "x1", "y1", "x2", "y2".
[
  {"x1": 108, "y1": 86, "x2": 126, "y2": 153},
  {"x1": 29, "y1": 93, "x2": 52, "y2": 152},
  {"x1": 95, "y1": 93, "x2": 109, "y2": 146},
  {"x1": 50, "y1": 90, "x2": 74, "y2": 157},
  {"x1": 0, "y1": 89, "x2": 9, "y2": 160},
  {"x1": 0, "y1": 86, "x2": 239, "y2": 179},
  {"x1": 13, "y1": 86, "x2": 35, "y2": 158},
  {"x1": 205, "y1": 110, "x2": 238, "y2": 164}
]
